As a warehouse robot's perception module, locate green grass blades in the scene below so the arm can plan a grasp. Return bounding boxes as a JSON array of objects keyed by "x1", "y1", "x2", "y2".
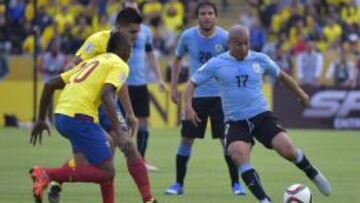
[{"x1": 0, "y1": 128, "x2": 359, "y2": 203}]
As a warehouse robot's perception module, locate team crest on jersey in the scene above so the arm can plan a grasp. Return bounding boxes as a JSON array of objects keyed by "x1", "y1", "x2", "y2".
[
  {"x1": 84, "y1": 43, "x2": 94, "y2": 53},
  {"x1": 215, "y1": 44, "x2": 224, "y2": 53},
  {"x1": 252, "y1": 63, "x2": 261, "y2": 73}
]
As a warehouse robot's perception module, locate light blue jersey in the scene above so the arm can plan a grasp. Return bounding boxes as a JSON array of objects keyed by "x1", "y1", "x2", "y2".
[
  {"x1": 127, "y1": 24, "x2": 153, "y2": 85},
  {"x1": 176, "y1": 26, "x2": 228, "y2": 97},
  {"x1": 191, "y1": 51, "x2": 281, "y2": 121}
]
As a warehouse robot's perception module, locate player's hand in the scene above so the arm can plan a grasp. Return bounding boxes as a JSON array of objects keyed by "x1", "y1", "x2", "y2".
[
  {"x1": 30, "y1": 120, "x2": 51, "y2": 146},
  {"x1": 158, "y1": 80, "x2": 166, "y2": 93},
  {"x1": 171, "y1": 86, "x2": 180, "y2": 104},
  {"x1": 299, "y1": 92, "x2": 310, "y2": 107},
  {"x1": 184, "y1": 105, "x2": 201, "y2": 127},
  {"x1": 126, "y1": 114, "x2": 139, "y2": 137}
]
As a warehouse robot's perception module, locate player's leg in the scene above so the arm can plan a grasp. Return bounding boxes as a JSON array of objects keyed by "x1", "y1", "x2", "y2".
[
  {"x1": 128, "y1": 85, "x2": 157, "y2": 171},
  {"x1": 219, "y1": 139, "x2": 246, "y2": 195},
  {"x1": 73, "y1": 152, "x2": 116, "y2": 203},
  {"x1": 137, "y1": 117, "x2": 159, "y2": 171},
  {"x1": 210, "y1": 97, "x2": 245, "y2": 195},
  {"x1": 47, "y1": 159, "x2": 74, "y2": 203},
  {"x1": 30, "y1": 114, "x2": 116, "y2": 203},
  {"x1": 165, "y1": 98, "x2": 208, "y2": 195},
  {"x1": 254, "y1": 112, "x2": 331, "y2": 196},
  {"x1": 271, "y1": 132, "x2": 332, "y2": 196},
  {"x1": 100, "y1": 102, "x2": 157, "y2": 202},
  {"x1": 108, "y1": 129, "x2": 156, "y2": 203},
  {"x1": 226, "y1": 121, "x2": 272, "y2": 203},
  {"x1": 165, "y1": 136, "x2": 195, "y2": 195},
  {"x1": 47, "y1": 110, "x2": 117, "y2": 203}
]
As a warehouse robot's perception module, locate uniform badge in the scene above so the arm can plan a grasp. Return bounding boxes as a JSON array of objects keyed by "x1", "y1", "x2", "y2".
[
  {"x1": 84, "y1": 43, "x2": 94, "y2": 53},
  {"x1": 215, "y1": 44, "x2": 224, "y2": 53},
  {"x1": 252, "y1": 63, "x2": 261, "y2": 74}
]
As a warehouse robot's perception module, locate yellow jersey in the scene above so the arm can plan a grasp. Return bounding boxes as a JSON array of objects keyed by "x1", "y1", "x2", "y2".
[
  {"x1": 76, "y1": 30, "x2": 111, "y2": 61},
  {"x1": 55, "y1": 53, "x2": 129, "y2": 122}
]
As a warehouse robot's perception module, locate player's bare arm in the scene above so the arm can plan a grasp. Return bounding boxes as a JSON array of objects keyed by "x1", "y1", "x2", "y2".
[
  {"x1": 102, "y1": 84, "x2": 133, "y2": 156},
  {"x1": 30, "y1": 77, "x2": 66, "y2": 146},
  {"x1": 278, "y1": 70, "x2": 310, "y2": 107},
  {"x1": 183, "y1": 81, "x2": 201, "y2": 127},
  {"x1": 147, "y1": 51, "x2": 165, "y2": 92},
  {"x1": 170, "y1": 57, "x2": 183, "y2": 104},
  {"x1": 65, "y1": 56, "x2": 83, "y2": 70},
  {"x1": 117, "y1": 84, "x2": 139, "y2": 137}
]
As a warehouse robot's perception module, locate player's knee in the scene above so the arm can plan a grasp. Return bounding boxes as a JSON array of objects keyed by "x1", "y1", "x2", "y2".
[
  {"x1": 181, "y1": 137, "x2": 194, "y2": 145},
  {"x1": 228, "y1": 142, "x2": 250, "y2": 166},
  {"x1": 277, "y1": 143, "x2": 297, "y2": 161},
  {"x1": 123, "y1": 143, "x2": 140, "y2": 159},
  {"x1": 106, "y1": 168, "x2": 115, "y2": 180},
  {"x1": 138, "y1": 118, "x2": 148, "y2": 130},
  {"x1": 99, "y1": 165, "x2": 115, "y2": 180},
  {"x1": 272, "y1": 132, "x2": 297, "y2": 161}
]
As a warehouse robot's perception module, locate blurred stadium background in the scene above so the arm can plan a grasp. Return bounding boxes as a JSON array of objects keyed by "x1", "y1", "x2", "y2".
[{"x1": 0, "y1": 0, "x2": 359, "y2": 202}]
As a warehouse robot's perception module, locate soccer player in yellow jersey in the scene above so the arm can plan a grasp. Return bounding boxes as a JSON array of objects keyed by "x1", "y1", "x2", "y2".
[
  {"x1": 47, "y1": 8, "x2": 158, "y2": 203},
  {"x1": 29, "y1": 32, "x2": 157, "y2": 203}
]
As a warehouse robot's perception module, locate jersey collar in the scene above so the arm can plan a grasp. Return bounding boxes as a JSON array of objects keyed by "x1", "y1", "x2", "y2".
[
  {"x1": 226, "y1": 51, "x2": 252, "y2": 61},
  {"x1": 197, "y1": 26, "x2": 217, "y2": 39}
]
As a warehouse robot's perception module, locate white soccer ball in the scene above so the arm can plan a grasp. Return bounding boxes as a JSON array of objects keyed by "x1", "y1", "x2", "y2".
[{"x1": 283, "y1": 184, "x2": 312, "y2": 203}]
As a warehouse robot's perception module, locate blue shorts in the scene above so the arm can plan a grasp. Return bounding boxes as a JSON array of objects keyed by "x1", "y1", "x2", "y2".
[
  {"x1": 54, "y1": 114, "x2": 113, "y2": 165},
  {"x1": 98, "y1": 103, "x2": 128, "y2": 133}
]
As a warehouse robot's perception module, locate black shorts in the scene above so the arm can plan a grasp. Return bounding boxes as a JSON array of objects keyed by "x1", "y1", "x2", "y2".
[
  {"x1": 128, "y1": 85, "x2": 149, "y2": 117},
  {"x1": 224, "y1": 111, "x2": 286, "y2": 149},
  {"x1": 181, "y1": 97, "x2": 224, "y2": 139}
]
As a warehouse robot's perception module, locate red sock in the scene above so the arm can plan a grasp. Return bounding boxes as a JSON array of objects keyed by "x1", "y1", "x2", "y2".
[
  {"x1": 100, "y1": 179, "x2": 115, "y2": 203},
  {"x1": 45, "y1": 164, "x2": 111, "y2": 183},
  {"x1": 53, "y1": 161, "x2": 71, "y2": 184},
  {"x1": 127, "y1": 158, "x2": 152, "y2": 202}
]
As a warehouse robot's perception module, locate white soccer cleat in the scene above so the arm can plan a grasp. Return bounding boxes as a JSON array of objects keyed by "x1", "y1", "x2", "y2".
[{"x1": 312, "y1": 170, "x2": 332, "y2": 196}]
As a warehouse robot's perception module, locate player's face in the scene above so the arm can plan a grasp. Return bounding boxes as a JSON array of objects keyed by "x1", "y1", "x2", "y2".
[
  {"x1": 229, "y1": 33, "x2": 249, "y2": 60},
  {"x1": 198, "y1": 6, "x2": 216, "y2": 31},
  {"x1": 115, "y1": 23, "x2": 140, "y2": 42}
]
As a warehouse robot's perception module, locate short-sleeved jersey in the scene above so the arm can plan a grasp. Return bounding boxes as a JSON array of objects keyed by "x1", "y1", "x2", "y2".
[
  {"x1": 175, "y1": 26, "x2": 228, "y2": 97},
  {"x1": 191, "y1": 51, "x2": 280, "y2": 121},
  {"x1": 55, "y1": 53, "x2": 129, "y2": 122},
  {"x1": 75, "y1": 30, "x2": 111, "y2": 60},
  {"x1": 127, "y1": 24, "x2": 153, "y2": 85}
]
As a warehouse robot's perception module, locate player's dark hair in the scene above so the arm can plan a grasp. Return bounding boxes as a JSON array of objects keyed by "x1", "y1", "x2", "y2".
[
  {"x1": 107, "y1": 32, "x2": 132, "y2": 61},
  {"x1": 115, "y1": 7, "x2": 142, "y2": 26},
  {"x1": 195, "y1": 1, "x2": 217, "y2": 17}
]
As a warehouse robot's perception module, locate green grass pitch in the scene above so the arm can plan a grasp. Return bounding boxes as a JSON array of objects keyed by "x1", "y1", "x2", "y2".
[{"x1": 0, "y1": 128, "x2": 359, "y2": 203}]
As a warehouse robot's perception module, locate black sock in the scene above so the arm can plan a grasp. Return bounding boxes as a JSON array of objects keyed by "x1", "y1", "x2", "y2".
[
  {"x1": 241, "y1": 169, "x2": 270, "y2": 201},
  {"x1": 224, "y1": 155, "x2": 239, "y2": 186},
  {"x1": 176, "y1": 154, "x2": 190, "y2": 186},
  {"x1": 295, "y1": 153, "x2": 318, "y2": 179},
  {"x1": 136, "y1": 130, "x2": 149, "y2": 157}
]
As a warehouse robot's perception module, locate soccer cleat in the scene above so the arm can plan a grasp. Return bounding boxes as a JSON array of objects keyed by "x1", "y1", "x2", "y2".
[
  {"x1": 145, "y1": 198, "x2": 159, "y2": 203},
  {"x1": 47, "y1": 181, "x2": 62, "y2": 203},
  {"x1": 29, "y1": 166, "x2": 50, "y2": 203},
  {"x1": 165, "y1": 183, "x2": 184, "y2": 195},
  {"x1": 232, "y1": 182, "x2": 246, "y2": 196},
  {"x1": 312, "y1": 170, "x2": 332, "y2": 196},
  {"x1": 260, "y1": 198, "x2": 272, "y2": 203},
  {"x1": 145, "y1": 162, "x2": 159, "y2": 172}
]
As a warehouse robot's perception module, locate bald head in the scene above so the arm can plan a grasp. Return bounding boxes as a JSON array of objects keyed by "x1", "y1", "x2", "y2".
[
  {"x1": 228, "y1": 25, "x2": 250, "y2": 60},
  {"x1": 229, "y1": 25, "x2": 250, "y2": 40}
]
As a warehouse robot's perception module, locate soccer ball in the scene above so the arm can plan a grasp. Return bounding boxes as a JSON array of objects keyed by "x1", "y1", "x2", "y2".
[{"x1": 283, "y1": 184, "x2": 312, "y2": 203}]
